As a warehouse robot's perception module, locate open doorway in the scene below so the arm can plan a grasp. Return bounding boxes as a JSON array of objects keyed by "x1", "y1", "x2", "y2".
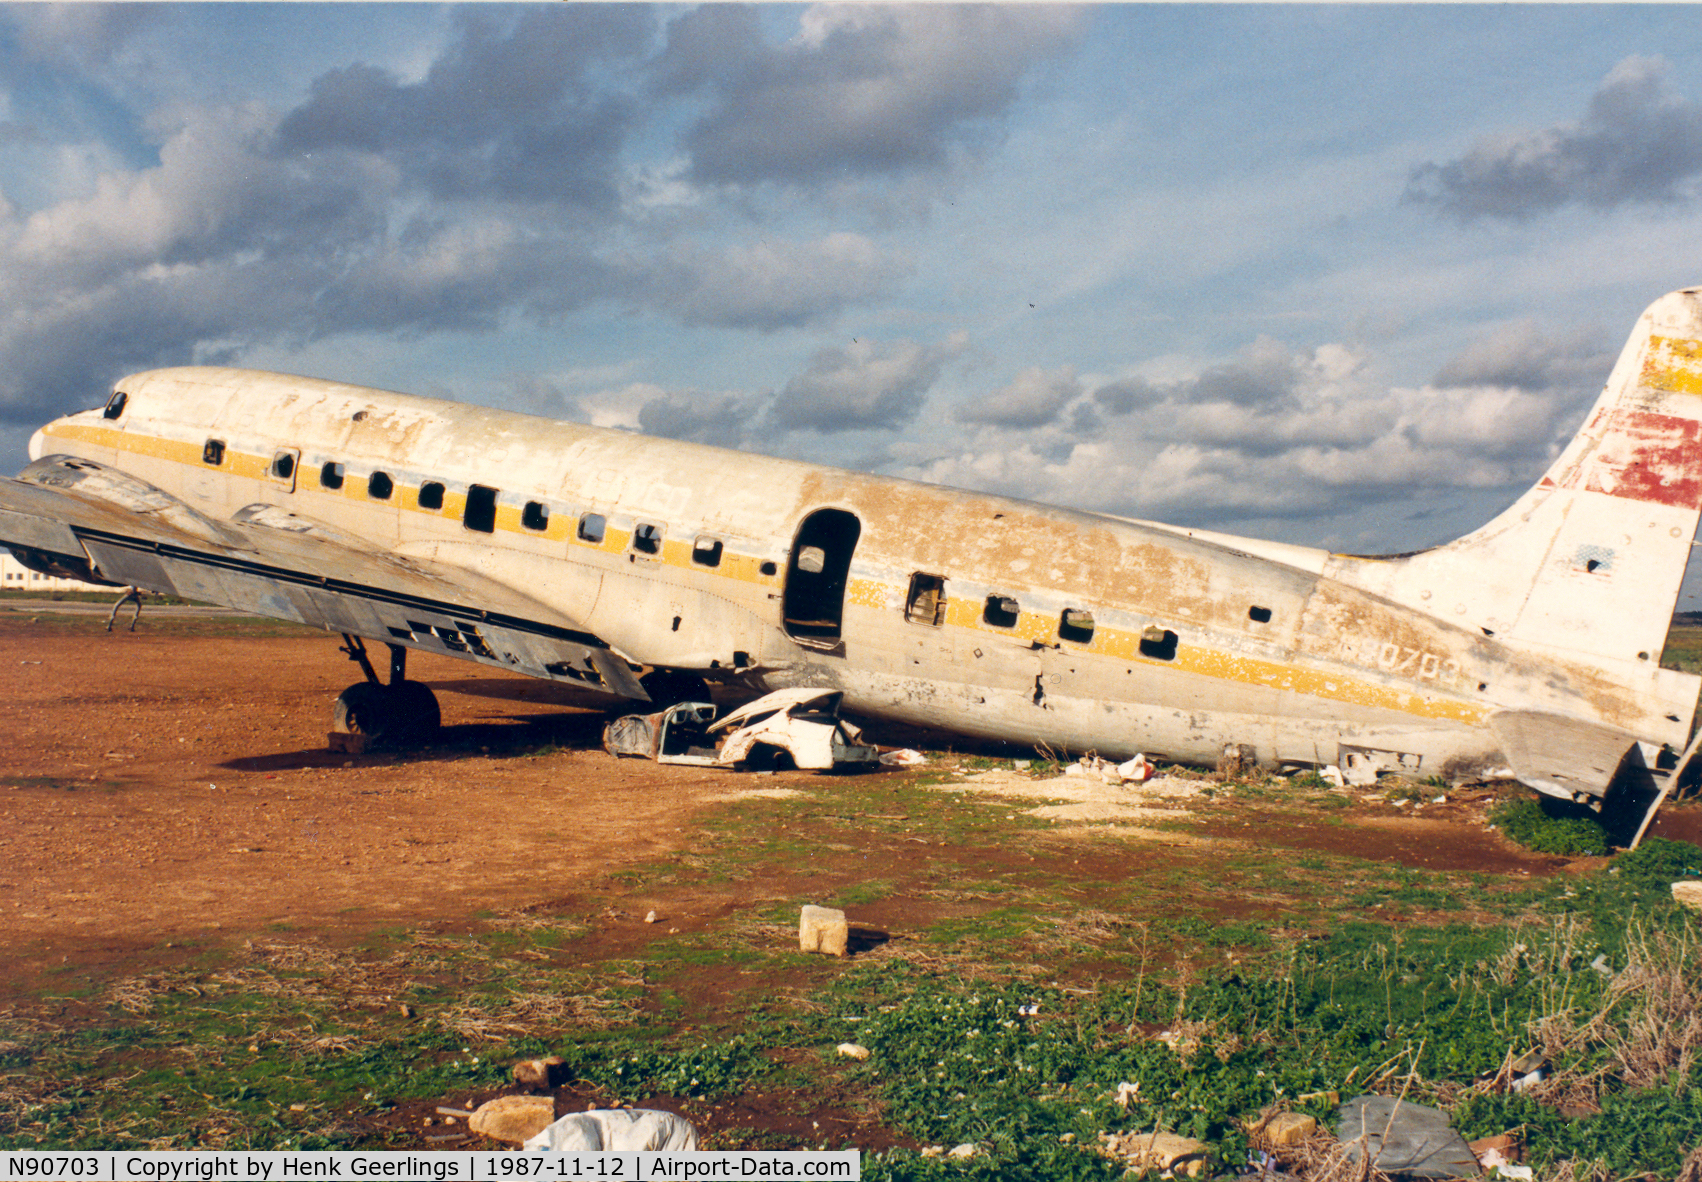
[{"x1": 783, "y1": 508, "x2": 861, "y2": 646}]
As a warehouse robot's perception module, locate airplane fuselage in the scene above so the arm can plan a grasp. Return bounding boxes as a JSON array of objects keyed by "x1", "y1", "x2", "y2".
[{"x1": 26, "y1": 364, "x2": 1697, "y2": 783}]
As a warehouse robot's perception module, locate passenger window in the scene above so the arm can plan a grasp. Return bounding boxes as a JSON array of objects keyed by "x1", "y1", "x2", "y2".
[
  {"x1": 464, "y1": 484, "x2": 498, "y2": 533},
  {"x1": 522, "y1": 501, "x2": 549, "y2": 531},
  {"x1": 271, "y1": 451, "x2": 296, "y2": 480},
  {"x1": 320, "y1": 461, "x2": 344, "y2": 490},
  {"x1": 1140, "y1": 626, "x2": 1179, "y2": 661},
  {"x1": 368, "y1": 471, "x2": 393, "y2": 500},
  {"x1": 103, "y1": 391, "x2": 128, "y2": 420},
  {"x1": 693, "y1": 536, "x2": 724, "y2": 567},
  {"x1": 202, "y1": 439, "x2": 225, "y2": 466},
  {"x1": 1248, "y1": 606, "x2": 1273, "y2": 623},
  {"x1": 418, "y1": 482, "x2": 445, "y2": 510},
  {"x1": 1059, "y1": 608, "x2": 1095, "y2": 644},
  {"x1": 632, "y1": 522, "x2": 663, "y2": 555},
  {"x1": 983, "y1": 595, "x2": 1019, "y2": 628},
  {"x1": 905, "y1": 573, "x2": 947, "y2": 626},
  {"x1": 578, "y1": 513, "x2": 606, "y2": 544},
  {"x1": 760, "y1": 561, "x2": 778, "y2": 576}
]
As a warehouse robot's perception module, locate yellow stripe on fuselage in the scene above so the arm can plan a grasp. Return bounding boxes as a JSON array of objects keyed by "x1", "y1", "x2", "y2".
[{"x1": 41, "y1": 418, "x2": 1483, "y2": 726}]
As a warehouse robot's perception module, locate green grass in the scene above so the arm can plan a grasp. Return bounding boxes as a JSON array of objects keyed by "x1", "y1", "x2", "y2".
[
  {"x1": 1490, "y1": 796, "x2": 1611, "y2": 856},
  {"x1": 4, "y1": 759, "x2": 1702, "y2": 1177}
]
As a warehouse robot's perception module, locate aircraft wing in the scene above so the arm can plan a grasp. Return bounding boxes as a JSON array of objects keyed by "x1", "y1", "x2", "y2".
[{"x1": 0, "y1": 455, "x2": 648, "y2": 701}]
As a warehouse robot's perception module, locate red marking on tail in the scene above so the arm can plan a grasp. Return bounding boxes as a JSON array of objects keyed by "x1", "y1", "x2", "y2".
[{"x1": 1563, "y1": 408, "x2": 1702, "y2": 509}]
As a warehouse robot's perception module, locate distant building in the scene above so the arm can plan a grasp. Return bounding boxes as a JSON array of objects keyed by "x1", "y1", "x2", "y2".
[{"x1": 0, "y1": 548, "x2": 114, "y2": 592}]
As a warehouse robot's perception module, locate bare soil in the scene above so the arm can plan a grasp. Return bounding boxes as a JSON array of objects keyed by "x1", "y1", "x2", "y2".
[
  {"x1": 6, "y1": 614, "x2": 1699, "y2": 1151},
  {"x1": 0, "y1": 621, "x2": 817, "y2": 981},
  {"x1": 5, "y1": 619, "x2": 1678, "y2": 975}
]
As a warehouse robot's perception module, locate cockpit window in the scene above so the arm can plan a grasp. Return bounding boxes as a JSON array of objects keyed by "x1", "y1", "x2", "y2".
[{"x1": 103, "y1": 391, "x2": 128, "y2": 420}]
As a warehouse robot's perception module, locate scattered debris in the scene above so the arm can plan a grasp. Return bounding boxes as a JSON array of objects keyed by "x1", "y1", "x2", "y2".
[
  {"x1": 1216, "y1": 743, "x2": 1258, "y2": 779},
  {"x1": 1098, "y1": 1130, "x2": 1211, "y2": 1177},
  {"x1": 799, "y1": 904, "x2": 849, "y2": 957},
  {"x1": 1247, "y1": 1111, "x2": 1316, "y2": 1147},
  {"x1": 836, "y1": 1043, "x2": 870, "y2": 1061},
  {"x1": 644, "y1": 910, "x2": 658, "y2": 924},
  {"x1": 947, "y1": 1144, "x2": 978, "y2": 1159},
  {"x1": 1336, "y1": 1095, "x2": 1479, "y2": 1178},
  {"x1": 523, "y1": 1108, "x2": 699, "y2": 1153},
  {"x1": 1673, "y1": 881, "x2": 1702, "y2": 912},
  {"x1": 1470, "y1": 1133, "x2": 1525, "y2": 1175},
  {"x1": 468, "y1": 1095, "x2": 556, "y2": 1144},
  {"x1": 512, "y1": 1055, "x2": 567, "y2": 1091},
  {"x1": 604, "y1": 689, "x2": 878, "y2": 770},
  {"x1": 1114, "y1": 1081, "x2": 1140, "y2": 1108},
  {"x1": 879, "y1": 748, "x2": 927, "y2": 767},
  {"x1": 1063, "y1": 754, "x2": 1154, "y2": 784}
]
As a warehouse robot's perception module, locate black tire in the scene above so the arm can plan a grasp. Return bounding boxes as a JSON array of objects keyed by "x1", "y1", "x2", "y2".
[{"x1": 332, "y1": 680, "x2": 440, "y2": 746}]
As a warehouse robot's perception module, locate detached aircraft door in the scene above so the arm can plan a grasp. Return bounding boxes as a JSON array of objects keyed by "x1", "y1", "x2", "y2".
[{"x1": 783, "y1": 508, "x2": 861, "y2": 648}]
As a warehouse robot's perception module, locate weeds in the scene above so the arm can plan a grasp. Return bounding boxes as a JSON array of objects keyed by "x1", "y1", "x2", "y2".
[{"x1": 1490, "y1": 797, "x2": 1611, "y2": 857}]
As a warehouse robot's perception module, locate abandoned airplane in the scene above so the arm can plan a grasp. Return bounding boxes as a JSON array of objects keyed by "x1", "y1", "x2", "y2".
[{"x1": 5, "y1": 290, "x2": 1702, "y2": 808}]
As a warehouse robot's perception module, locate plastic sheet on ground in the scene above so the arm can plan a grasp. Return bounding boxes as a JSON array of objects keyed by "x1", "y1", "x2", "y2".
[{"x1": 522, "y1": 1108, "x2": 699, "y2": 1153}]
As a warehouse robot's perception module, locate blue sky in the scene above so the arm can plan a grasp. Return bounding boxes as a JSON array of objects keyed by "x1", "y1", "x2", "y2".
[{"x1": 8, "y1": 3, "x2": 1702, "y2": 595}]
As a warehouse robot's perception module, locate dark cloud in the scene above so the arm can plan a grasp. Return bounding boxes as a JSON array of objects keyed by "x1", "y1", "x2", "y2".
[
  {"x1": 1406, "y1": 56, "x2": 1702, "y2": 220},
  {"x1": 772, "y1": 333, "x2": 967, "y2": 432},
  {"x1": 637, "y1": 388, "x2": 770, "y2": 448},
  {"x1": 272, "y1": 7, "x2": 650, "y2": 209},
  {"x1": 1430, "y1": 320, "x2": 1612, "y2": 392},
  {"x1": 664, "y1": 4, "x2": 1084, "y2": 186},
  {"x1": 1092, "y1": 377, "x2": 1159, "y2": 416}
]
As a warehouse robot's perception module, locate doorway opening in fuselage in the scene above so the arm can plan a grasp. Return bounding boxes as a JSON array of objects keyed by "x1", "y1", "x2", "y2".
[{"x1": 782, "y1": 508, "x2": 861, "y2": 648}]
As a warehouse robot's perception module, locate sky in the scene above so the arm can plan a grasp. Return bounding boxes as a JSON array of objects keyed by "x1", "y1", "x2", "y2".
[{"x1": 8, "y1": 3, "x2": 1702, "y2": 596}]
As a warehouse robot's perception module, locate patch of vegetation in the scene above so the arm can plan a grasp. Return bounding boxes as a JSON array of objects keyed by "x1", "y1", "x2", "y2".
[
  {"x1": 1489, "y1": 795, "x2": 1611, "y2": 856},
  {"x1": 6, "y1": 757, "x2": 1702, "y2": 1177}
]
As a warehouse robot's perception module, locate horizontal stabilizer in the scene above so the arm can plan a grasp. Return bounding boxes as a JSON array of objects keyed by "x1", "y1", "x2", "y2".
[{"x1": 1488, "y1": 709, "x2": 1640, "y2": 802}]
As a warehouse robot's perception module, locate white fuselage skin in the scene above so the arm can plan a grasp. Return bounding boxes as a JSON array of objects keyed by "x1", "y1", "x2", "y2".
[{"x1": 27, "y1": 366, "x2": 1700, "y2": 780}]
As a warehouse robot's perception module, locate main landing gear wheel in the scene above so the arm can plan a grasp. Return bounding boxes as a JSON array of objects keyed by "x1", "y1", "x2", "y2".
[
  {"x1": 332, "y1": 635, "x2": 439, "y2": 749},
  {"x1": 332, "y1": 680, "x2": 441, "y2": 746}
]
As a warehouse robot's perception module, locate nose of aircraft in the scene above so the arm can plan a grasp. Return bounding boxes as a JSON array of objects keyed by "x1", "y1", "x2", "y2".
[{"x1": 27, "y1": 426, "x2": 45, "y2": 461}]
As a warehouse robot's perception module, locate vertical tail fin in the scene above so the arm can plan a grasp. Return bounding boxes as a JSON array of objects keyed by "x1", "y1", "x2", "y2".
[{"x1": 1334, "y1": 288, "x2": 1702, "y2": 668}]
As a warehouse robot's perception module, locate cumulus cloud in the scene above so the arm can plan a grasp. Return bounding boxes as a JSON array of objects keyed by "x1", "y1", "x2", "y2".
[
  {"x1": 901, "y1": 326, "x2": 1606, "y2": 529},
  {"x1": 272, "y1": 7, "x2": 647, "y2": 210},
  {"x1": 0, "y1": 6, "x2": 945, "y2": 426},
  {"x1": 6, "y1": 5, "x2": 159, "y2": 70},
  {"x1": 955, "y1": 364, "x2": 1081, "y2": 427},
  {"x1": 1406, "y1": 56, "x2": 1702, "y2": 220},
  {"x1": 637, "y1": 387, "x2": 772, "y2": 449},
  {"x1": 660, "y1": 3, "x2": 1085, "y2": 186},
  {"x1": 772, "y1": 332, "x2": 968, "y2": 432}
]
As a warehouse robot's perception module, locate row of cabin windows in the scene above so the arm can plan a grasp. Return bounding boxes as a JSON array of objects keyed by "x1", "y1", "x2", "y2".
[
  {"x1": 902, "y1": 572, "x2": 1270, "y2": 658},
  {"x1": 210, "y1": 439, "x2": 735, "y2": 568}
]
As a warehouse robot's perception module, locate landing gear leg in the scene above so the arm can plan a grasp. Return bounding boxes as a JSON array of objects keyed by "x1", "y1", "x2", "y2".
[{"x1": 332, "y1": 635, "x2": 441, "y2": 747}]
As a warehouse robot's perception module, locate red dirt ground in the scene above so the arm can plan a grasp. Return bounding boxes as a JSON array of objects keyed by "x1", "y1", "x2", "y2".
[{"x1": 5, "y1": 611, "x2": 1698, "y2": 1150}]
